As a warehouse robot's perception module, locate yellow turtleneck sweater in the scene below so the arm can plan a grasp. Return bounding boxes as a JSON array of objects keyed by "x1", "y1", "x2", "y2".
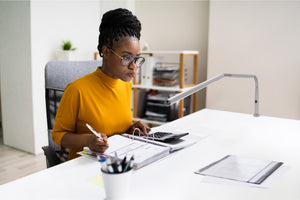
[{"x1": 52, "y1": 67, "x2": 132, "y2": 160}]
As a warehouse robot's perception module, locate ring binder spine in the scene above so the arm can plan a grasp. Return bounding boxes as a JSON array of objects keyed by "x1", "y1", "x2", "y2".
[
  {"x1": 131, "y1": 128, "x2": 155, "y2": 143},
  {"x1": 248, "y1": 161, "x2": 284, "y2": 184}
]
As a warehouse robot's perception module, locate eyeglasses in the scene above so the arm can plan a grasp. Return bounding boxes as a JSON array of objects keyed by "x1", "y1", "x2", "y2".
[{"x1": 110, "y1": 48, "x2": 145, "y2": 68}]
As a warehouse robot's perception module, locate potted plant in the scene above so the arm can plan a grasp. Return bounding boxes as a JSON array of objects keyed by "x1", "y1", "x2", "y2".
[{"x1": 56, "y1": 40, "x2": 77, "y2": 60}]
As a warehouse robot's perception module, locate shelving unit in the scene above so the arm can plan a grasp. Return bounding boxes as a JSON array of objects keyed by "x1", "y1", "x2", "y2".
[{"x1": 133, "y1": 50, "x2": 199, "y2": 125}]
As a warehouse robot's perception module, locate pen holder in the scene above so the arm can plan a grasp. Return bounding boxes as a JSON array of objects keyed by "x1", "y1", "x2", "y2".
[{"x1": 101, "y1": 168, "x2": 133, "y2": 200}]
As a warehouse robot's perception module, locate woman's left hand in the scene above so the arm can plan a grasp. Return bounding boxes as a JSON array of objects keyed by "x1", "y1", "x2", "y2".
[{"x1": 127, "y1": 121, "x2": 150, "y2": 136}]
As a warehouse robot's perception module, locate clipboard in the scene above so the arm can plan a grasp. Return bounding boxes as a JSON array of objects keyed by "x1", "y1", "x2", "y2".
[{"x1": 195, "y1": 155, "x2": 283, "y2": 184}]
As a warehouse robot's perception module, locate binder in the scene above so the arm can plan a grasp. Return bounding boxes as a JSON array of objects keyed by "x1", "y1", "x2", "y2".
[
  {"x1": 103, "y1": 135, "x2": 170, "y2": 169},
  {"x1": 140, "y1": 56, "x2": 163, "y2": 86},
  {"x1": 80, "y1": 133, "x2": 196, "y2": 169},
  {"x1": 81, "y1": 135, "x2": 169, "y2": 169},
  {"x1": 122, "y1": 133, "x2": 196, "y2": 152}
]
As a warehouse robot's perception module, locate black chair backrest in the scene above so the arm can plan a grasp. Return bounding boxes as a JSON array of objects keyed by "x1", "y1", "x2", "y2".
[{"x1": 45, "y1": 60, "x2": 101, "y2": 150}]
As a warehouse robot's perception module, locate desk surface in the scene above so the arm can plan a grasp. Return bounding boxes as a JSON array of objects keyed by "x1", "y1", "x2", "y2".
[{"x1": 1, "y1": 109, "x2": 300, "y2": 200}]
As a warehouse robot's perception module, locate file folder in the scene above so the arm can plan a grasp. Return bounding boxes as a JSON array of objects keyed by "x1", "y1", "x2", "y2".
[{"x1": 195, "y1": 155, "x2": 283, "y2": 184}]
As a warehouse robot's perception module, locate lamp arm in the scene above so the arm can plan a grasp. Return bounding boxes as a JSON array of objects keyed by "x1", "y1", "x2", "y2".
[{"x1": 165, "y1": 73, "x2": 260, "y2": 117}]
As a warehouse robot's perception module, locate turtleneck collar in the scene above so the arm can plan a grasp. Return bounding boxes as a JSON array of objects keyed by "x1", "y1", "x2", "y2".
[{"x1": 95, "y1": 67, "x2": 122, "y2": 88}]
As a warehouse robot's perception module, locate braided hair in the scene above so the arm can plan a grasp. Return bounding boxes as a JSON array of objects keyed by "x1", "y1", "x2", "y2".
[{"x1": 97, "y1": 8, "x2": 142, "y2": 57}]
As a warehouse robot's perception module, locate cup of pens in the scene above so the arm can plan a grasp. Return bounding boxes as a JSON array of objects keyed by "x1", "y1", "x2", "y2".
[{"x1": 100, "y1": 154, "x2": 134, "y2": 200}]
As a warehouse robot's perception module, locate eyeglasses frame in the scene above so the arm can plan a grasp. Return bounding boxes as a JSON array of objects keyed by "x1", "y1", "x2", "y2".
[{"x1": 109, "y1": 48, "x2": 145, "y2": 68}]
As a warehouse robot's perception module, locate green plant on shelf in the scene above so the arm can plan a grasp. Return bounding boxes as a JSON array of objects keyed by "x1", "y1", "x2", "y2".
[{"x1": 62, "y1": 40, "x2": 77, "y2": 51}]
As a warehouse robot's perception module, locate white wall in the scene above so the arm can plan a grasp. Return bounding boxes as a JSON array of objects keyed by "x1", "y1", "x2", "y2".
[
  {"x1": 0, "y1": 0, "x2": 102, "y2": 154},
  {"x1": 207, "y1": 1, "x2": 300, "y2": 120},
  {"x1": 100, "y1": 0, "x2": 135, "y2": 14},
  {"x1": 136, "y1": 0, "x2": 209, "y2": 109},
  {"x1": 0, "y1": 1, "x2": 35, "y2": 153}
]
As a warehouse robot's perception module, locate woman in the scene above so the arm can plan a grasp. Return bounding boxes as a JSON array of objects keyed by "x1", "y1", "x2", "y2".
[{"x1": 52, "y1": 8, "x2": 150, "y2": 160}]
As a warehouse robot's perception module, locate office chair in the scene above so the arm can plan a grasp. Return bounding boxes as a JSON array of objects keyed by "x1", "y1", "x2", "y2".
[{"x1": 43, "y1": 60, "x2": 101, "y2": 168}]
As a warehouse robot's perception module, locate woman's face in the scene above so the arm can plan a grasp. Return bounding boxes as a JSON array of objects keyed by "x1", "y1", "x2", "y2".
[{"x1": 102, "y1": 36, "x2": 141, "y2": 82}]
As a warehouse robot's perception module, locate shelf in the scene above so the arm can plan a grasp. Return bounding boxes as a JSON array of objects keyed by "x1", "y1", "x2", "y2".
[
  {"x1": 141, "y1": 50, "x2": 199, "y2": 55},
  {"x1": 132, "y1": 84, "x2": 191, "y2": 92},
  {"x1": 133, "y1": 50, "x2": 199, "y2": 124}
]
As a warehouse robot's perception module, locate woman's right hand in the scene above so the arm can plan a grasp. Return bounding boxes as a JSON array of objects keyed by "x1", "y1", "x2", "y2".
[{"x1": 87, "y1": 133, "x2": 109, "y2": 153}]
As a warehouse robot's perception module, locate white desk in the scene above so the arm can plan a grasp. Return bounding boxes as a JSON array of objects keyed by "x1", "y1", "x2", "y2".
[{"x1": 1, "y1": 109, "x2": 300, "y2": 200}]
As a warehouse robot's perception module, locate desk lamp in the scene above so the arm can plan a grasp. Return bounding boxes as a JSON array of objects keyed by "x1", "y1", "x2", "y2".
[{"x1": 165, "y1": 73, "x2": 260, "y2": 117}]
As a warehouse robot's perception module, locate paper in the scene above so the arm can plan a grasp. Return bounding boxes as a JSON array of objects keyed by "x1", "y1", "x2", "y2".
[
  {"x1": 195, "y1": 155, "x2": 283, "y2": 185},
  {"x1": 89, "y1": 175, "x2": 104, "y2": 187}
]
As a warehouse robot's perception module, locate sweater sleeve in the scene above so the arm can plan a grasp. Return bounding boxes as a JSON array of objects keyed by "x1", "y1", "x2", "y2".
[{"x1": 52, "y1": 83, "x2": 80, "y2": 150}]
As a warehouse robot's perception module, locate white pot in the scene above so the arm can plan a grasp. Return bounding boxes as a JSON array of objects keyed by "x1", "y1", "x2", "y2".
[{"x1": 56, "y1": 50, "x2": 76, "y2": 61}]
